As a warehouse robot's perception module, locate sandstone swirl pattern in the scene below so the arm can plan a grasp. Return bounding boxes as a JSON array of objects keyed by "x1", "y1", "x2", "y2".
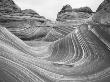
[
  {"x1": 0, "y1": 0, "x2": 110, "y2": 82},
  {"x1": 0, "y1": 24, "x2": 110, "y2": 82}
]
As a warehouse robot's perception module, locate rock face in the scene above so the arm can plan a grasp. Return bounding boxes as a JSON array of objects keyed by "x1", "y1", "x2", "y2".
[
  {"x1": 22, "y1": 9, "x2": 39, "y2": 15},
  {"x1": 58, "y1": 4, "x2": 72, "y2": 15},
  {"x1": 0, "y1": 0, "x2": 21, "y2": 14},
  {"x1": 22, "y1": 9, "x2": 40, "y2": 17},
  {"x1": 0, "y1": 0, "x2": 52, "y2": 41},
  {"x1": 0, "y1": 23, "x2": 110, "y2": 82},
  {"x1": 92, "y1": 0, "x2": 110, "y2": 24},
  {"x1": 1, "y1": 0, "x2": 110, "y2": 82},
  {"x1": 56, "y1": 4, "x2": 93, "y2": 21},
  {"x1": 73, "y1": 7, "x2": 93, "y2": 13},
  {"x1": 96, "y1": 0, "x2": 110, "y2": 12}
]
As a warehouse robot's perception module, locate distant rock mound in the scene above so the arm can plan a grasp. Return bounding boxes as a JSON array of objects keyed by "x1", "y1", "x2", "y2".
[
  {"x1": 96, "y1": 0, "x2": 110, "y2": 12},
  {"x1": 58, "y1": 4, "x2": 72, "y2": 14},
  {"x1": 56, "y1": 5, "x2": 93, "y2": 21},
  {"x1": 0, "y1": 0, "x2": 21, "y2": 14},
  {"x1": 22, "y1": 9, "x2": 40, "y2": 16},
  {"x1": 0, "y1": 0, "x2": 52, "y2": 40},
  {"x1": 92, "y1": 0, "x2": 110, "y2": 24},
  {"x1": 73, "y1": 7, "x2": 93, "y2": 13}
]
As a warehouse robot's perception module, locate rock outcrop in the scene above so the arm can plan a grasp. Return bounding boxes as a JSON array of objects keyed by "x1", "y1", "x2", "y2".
[
  {"x1": 0, "y1": 0, "x2": 52, "y2": 41},
  {"x1": 1, "y1": 23, "x2": 110, "y2": 82},
  {"x1": 0, "y1": 0, "x2": 21, "y2": 14},
  {"x1": 22, "y1": 9, "x2": 39, "y2": 15},
  {"x1": 92, "y1": 0, "x2": 110, "y2": 24},
  {"x1": 58, "y1": 4, "x2": 72, "y2": 15},
  {"x1": 72, "y1": 6, "x2": 93, "y2": 13},
  {"x1": 42, "y1": 28, "x2": 64, "y2": 42},
  {"x1": 96, "y1": 0, "x2": 110, "y2": 12},
  {"x1": 0, "y1": 0, "x2": 110, "y2": 82},
  {"x1": 56, "y1": 4, "x2": 93, "y2": 21}
]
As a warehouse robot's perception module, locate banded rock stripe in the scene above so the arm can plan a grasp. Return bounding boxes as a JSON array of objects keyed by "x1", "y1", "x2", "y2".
[{"x1": 0, "y1": 24, "x2": 110, "y2": 82}]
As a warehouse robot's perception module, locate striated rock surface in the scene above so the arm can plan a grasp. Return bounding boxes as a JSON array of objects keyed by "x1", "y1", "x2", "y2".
[
  {"x1": 0, "y1": 0, "x2": 21, "y2": 14},
  {"x1": 96, "y1": 0, "x2": 110, "y2": 12},
  {"x1": 0, "y1": 0, "x2": 53, "y2": 41},
  {"x1": 92, "y1": 0, "x2": 110, "y2": 24},
  {"x1": 58, "y1": 4, "x2": 73, "y2": 15},
  {"x1": 42, "y1": 28, "x2": 64, "y2": 42},
  {"x1": 0, "y1": 0, "x2": 110, "y2": 82},
  {"x1": 56, "y1": 4, "x2": 93, "y2": 22},
  {"x1": 22, "y1": 9, "x2": 39, "y2": 16},
  {"x1": 73, "y1": 7, "x2": 93, "y2": 13},
  {"x1": 0, "y1": 14, "x2": 52, "y2": 40},
  {"x1": 0, "y1": 23, "x2": 110, "y2": 82}
]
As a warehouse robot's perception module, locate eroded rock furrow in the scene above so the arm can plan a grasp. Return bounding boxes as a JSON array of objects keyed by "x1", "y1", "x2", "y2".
[{"x1": 0, "y1": 23, "x2": 110, "y2": 82}]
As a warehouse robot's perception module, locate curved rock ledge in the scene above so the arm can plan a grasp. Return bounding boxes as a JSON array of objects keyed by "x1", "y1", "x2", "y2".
[
  {"x1": 0, "y1": 0, "x2": 110, "y2": 82},
  {"x1": 0, "y1": 24, "x2": 110, "y2": 82}
]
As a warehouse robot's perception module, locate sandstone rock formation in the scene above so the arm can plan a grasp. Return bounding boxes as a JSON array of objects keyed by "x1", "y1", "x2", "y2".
[
  {"x1": 42, "y1": 28, "x2": 64, "y2": 42},
  {"x1": 56, "y1": 4, "x2": 93, "y2": 21},
  {"x1": 92, "y1": 0, "x2": 110, "y2": 24},
  {"x1": 0, "y1": 23, "x2": 110, "y2": 82},
  {"x1": 58, "y1": 4, "x2": 72, "y2": 15},
  {"x1": 0, "y1": 0, "x2": 110, "y2": 82},
  {"x1": 0, "y1": 0, "x2": 21, "y2": 14},
  {"x1": 0, "y1": 0, "x2": 53, "y2": 41},
  {"x1": 96, "y1": 0, "x2": 110, "y2": 12},
  {"x1": 0, "y1": 14, "x2": 52, "y2": 40},
  {"x1": 22, "y1": 9, "x2": 39, "y2": 16}
]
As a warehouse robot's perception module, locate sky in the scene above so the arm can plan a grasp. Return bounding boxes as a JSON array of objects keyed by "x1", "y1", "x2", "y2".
[{"x1": 13, "y1": 0, "x2": 104, "y2": 21}]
